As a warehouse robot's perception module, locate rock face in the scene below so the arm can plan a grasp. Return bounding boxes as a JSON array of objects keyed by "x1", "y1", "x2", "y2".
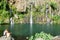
[
  {"x1": 52, "y1": 36, "x2": 60, "y2": 40},
  {"x1": 8, "y1": 0, "x2": 60, "y2": 12},
  {"x1": 7, "y1": 0, "x2": 45, "y2": 12},
  {"x1": 0, "y1": 36, "x2": 14, "y2": 40},
  {"x1": 55, "y1": 0, "x2": 60, "y2": 4},
  {"x1": 34, "y1": 0, "x2": 45, "y2": 6},
  {"x1": 8, "y1": 0, "x2": 26, "y2": 12},
  {"x1": 14, "y1": 0, "x2": 26, "y2": 12},
  {"x1": 35, "y1": 38, "x2": 43, "y2": 40}
]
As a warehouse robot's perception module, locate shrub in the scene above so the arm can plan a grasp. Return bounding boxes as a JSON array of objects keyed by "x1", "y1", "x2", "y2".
[
  {"x1": 50, "y1": 1, "x2": 57, "y2": 10},
  {"x1": 29, "y1": 32, "x2": 53, "y2": 40}
]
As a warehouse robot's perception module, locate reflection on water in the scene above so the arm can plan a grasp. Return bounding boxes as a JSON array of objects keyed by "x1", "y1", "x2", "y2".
[
  {"x1": 30, "y1": 23, "x2": 33, "y2": 36},
  {"x1": 0, "y1": 24, "x2": 60, "y2": 40}
]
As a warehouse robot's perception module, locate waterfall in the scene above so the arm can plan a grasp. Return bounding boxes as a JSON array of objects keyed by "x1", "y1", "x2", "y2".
[
  {"x1": 10, "y1": 17, "x2": 14, "y2": 26},
  {"x1": 10, "y1": 9, "x2": 14, "y2": 25},
  {"x1": 46, "y1": 3, "x2": 50, "y2": 24},
  {"x1": 30, "y1": 2, "x2": 33, "y2": 35},
  {"x1": 10, "y1": 17, "x2": 14, "y2": 33},
  {"x1": 9, "y1": 9, "x2": 14, "y2": 33},
  {"x1": 30, "y1": 9, "x2": 33, "y2": 24}
]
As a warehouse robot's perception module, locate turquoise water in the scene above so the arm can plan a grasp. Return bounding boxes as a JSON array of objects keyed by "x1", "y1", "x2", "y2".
[{"x1": 0, "y1": 24, "x2": 60, "y2": 40}]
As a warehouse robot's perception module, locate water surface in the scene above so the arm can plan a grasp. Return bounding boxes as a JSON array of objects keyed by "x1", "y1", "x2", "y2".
[{"x1": 0, "y1": 24, "x2": 60, "y2": 40}]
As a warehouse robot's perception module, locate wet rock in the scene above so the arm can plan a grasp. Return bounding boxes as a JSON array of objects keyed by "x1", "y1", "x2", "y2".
[
  {"x1": 0, "y1": 36, "x2": 14, "y2": 40},
  {"x1": 52, "y1": 36, "x2": 60, "y2": 40},
  {"x1": 35, "y1": 38, "x2": 43, "y2": 40}
]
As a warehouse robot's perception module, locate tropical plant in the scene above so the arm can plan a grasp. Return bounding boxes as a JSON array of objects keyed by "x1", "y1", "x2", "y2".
[
  {"x1": 49, "y1": 1, "x2": 57, "y2": 10},
  {"x1": 29, "y1": 32, "x2": 53, "y2": 40}
]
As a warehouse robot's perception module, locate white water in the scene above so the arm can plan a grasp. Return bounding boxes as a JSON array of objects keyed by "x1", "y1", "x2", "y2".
[
  {"x1": 9, "y1": 9, "x2": 14, "y2": 27},
  {"x1": 46, "y1": 4, "x2": 50, "y2": 24},
  {"x1": 30, "y1": 3, "x2": 33, "y2": 35},
  {"x1": 10, "y1": 17, "x2": 14, "y2": 25},
  {"x1": 10, "y1": 17, "x2": 14, "y2": 33},
  {"x1": 10, "y1": 17, "x2": 14, "y2": 32},
  {"x1": 30, "y1": 11, "x2": 33, "y2": 24}
]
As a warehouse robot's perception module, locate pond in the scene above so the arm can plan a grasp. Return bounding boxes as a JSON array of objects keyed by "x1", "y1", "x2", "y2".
[{"x1": 0, "y1": 23, "x2": 60, "y2": 40}]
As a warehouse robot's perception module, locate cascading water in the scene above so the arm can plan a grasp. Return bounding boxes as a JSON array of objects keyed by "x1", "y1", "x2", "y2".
[
  {"x1": 10, "y1": 17, "x2": 14, "y2": 25},
  {"x1": 30, "y1": 2, "x2": 33, "y2": 35},
  {"x1": 9, "y1": 9, "x2": 14, "y2": 32},
  {"x1": 10, "y1": 9, "x2": 14, "y2": 25},
  {"x1": 46, "y1": 3, "x2": 50, "y2": 24}
]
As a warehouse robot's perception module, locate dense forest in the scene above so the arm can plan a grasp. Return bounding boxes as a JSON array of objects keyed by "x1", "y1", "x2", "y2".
[{"x1": 0, "y1": 0, "x2": 60, "y2": 24}]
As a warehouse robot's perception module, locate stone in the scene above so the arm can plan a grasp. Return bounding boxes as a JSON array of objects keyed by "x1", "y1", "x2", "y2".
[
  {"x1": 35, "y1": 38, "x2": 43, "y2": 40},
  {"x1": 0, "y1": 36, "x2": 14, "y2": 40},
  {"x1": 52, "y1": 36, "x2": 60, "y2": 40},
  {"x1": 8, "y1": 0, "x2": 26, "y2": 12}
]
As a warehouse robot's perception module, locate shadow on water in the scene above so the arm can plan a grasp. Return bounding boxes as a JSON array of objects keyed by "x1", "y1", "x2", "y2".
[{"x1": 0, "y1": 23, "x2": 60, "y2": 40}]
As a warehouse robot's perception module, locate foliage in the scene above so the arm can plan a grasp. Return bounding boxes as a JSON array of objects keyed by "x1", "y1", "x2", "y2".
[
  {"x1": 0, "y1": 0, "x2": 60, "y2": 24},
  {"x1": 49, "y1": 1, "x2": 57, "y2": 10},
  {"x1": 0, "y1": 0, "x2": 9, "y2": 24},
  {"x1": 52, "y1": 15, "x2": 60, "y2": 21},
  {"x1": 51, "y1": 15, "x2": 60, "y2": 23},
  {"x1": 29, "y1": 32, "x2": 53, "y2": 40},
  {"x1": 0, "y1": 0, "x2": 17, "y2": 24}
]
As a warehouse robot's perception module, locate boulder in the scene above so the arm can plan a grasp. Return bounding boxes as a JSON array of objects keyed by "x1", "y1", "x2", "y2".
[
  {"x1": 52, "y1": 36, "x2": 60, "y2": 40},
  {"x1": 35, "y1": 38, "x2": 43, "y2": 40},
  {"x1": 0, "y1": 36, "x2": 14, "y2": 40}
]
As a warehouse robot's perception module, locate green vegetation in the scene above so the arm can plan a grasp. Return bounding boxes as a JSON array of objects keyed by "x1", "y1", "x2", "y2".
[
  {"x1": 49, "y1": 1, "x2": 57, "y2": 10},
  {"x1": 0, "y1": 0, "x2": 60, "y2": 24},
  {"x1": 29, "y1": 32, "x2": 53, "y2": 40},
  {"x1": 0, "y1": 0, "x2": 9, "y2": 24}
]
